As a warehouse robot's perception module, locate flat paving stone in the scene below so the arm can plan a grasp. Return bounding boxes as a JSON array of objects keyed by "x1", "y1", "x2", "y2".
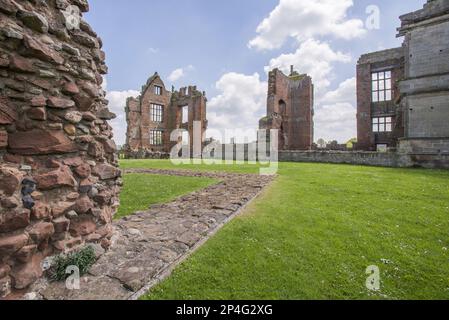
[{"x1": 28, "y1": 168, "x2": 274, "y2": 300}]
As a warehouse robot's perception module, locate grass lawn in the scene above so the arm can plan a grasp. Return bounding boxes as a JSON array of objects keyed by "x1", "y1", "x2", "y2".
[
  {"x1": 116, "y1": 173, "x2": 218, "y2": 220},
  {"x1": 119, "y1": 160, "x2": 449, "y2": 300},
  {"x1": 120, "y1": 159, "x2": 266, "y2": 174}
]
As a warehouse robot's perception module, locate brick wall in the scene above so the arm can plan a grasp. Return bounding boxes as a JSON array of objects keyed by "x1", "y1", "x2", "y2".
[
  {"x1": 356, "y1": 48, "x2": 405, "y2": 151},
  {"x1": 125, "y1": 75, "x2": 207, "y2": 158},
  {"x1": 261, "y1": 68, "x2": 314, "y2": 151}
]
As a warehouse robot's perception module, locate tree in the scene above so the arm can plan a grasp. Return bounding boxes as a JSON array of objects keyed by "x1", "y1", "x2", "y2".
[
  {"x1": 317, "y1": 138, "x2": 326, "y2": 149},
  {"x1": 346, "y1": 138, "x2": 358, "y2": 149}
]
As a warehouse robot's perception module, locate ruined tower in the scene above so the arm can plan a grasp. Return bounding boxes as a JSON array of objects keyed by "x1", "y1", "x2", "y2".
[{"x1": 260, "y1": 66, "x2": 314, "y2": 150}]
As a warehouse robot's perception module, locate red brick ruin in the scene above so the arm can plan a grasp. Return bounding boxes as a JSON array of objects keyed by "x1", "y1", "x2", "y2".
[
  {"x1": 260, "y1": 66, "x2": 314, "y2": 151},
  {"x1": 125, "y1": 73, "x2": 208, "y2": 158},
  {"x1": 0, "y1": 0, "x2": 121, "y2": 296}
]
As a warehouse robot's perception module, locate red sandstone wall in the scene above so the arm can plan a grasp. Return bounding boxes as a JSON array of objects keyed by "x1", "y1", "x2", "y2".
[
  {"x1": 0, "y1": 0, "x2": 121, "y2": 296},
  {"x1": 139, "y1": 76, "x2": 171, "y2": 153},
  {"x1": 357, "y1": 53, "x2": 404, "y2": 151},
  {"x1": 356, "y1": 63, "x2": 374, "y2": 150},
  {"x1": 125, "y1": 75, "x2": 208, "y2": 157},
  {"x1": 264, "y1": 69, "x2": 314, "y2": 151}
]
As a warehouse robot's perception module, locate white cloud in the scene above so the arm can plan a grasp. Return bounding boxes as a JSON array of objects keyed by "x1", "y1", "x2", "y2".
[
  {"x1": 314, "y1": 77, "x2": 357, "y2": 143},
  {"x1": 265, "y1": 39, "x2": 351, "y2": 96},
  {"x1": 168, "y1": 65, "x2": 194, "y2": 82},
  {"x1": 314, "y1": 102, "x2": 356, "y2": 143},
  {"x1": 207, "y1": 72, "x2": 267, "y2": 142},
  {"x1": 249, "y1": 0, "x2": 366, "y2": 51},
  {"x1": 318, "y1": 77, "x2": 356, "y2": 105},
  {"x1": 106, "y1": 89, "x2": 140, "y2": 147},
  {"x1": 147, "y1": 47, "x2": 159, "y2": 54},
  {"x1": 168, "y1": 68, "x2": 184, "y2": 82}
]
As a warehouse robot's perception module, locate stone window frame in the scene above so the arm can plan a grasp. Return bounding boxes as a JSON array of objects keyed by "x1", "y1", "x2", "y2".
[
  {"x1": 372, "y1": 116, "x2": 393, "y2": 133},
  {"x1": 154, "y1": 85, "x2": 162, "y2": 96},
  {"x1": 150, "y1": 103, "x2": 164, "y2": 123},
  {"x1": 149, "y1": 129, "x2": 163, "y2": 145},
  {"x1": 372, "y1": 71, "x2": 392, "y2": 103}
]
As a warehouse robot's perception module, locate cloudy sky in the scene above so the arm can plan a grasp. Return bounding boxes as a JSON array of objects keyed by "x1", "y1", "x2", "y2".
[{"x1": 86, "y1": 0, "x2": 425, "y2": 145}]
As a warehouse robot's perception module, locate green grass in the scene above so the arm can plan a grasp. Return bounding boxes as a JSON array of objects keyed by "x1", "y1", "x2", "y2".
[
  {"x1": 119, "y1": 160, "x2": 449, "y2": 300},
  {"x1": 116, "y1": 173, "x2": 218, "y2": 220}
]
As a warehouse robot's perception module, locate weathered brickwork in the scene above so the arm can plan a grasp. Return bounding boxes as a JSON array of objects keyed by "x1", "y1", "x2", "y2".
[
  {"x1": 124, "y1": 73, "x2": 207, "y2": 158},
  {"x1": 357, "y1": 0, "x2": 449, "y2": 166},
  {"x1": 0, "y1": 0, "x2": 121, "y2": 297},
  {"x1": 356, "y1": 48, "x2": 405, "y2": 151},
  {"x1": 260, "y1": 66, "x2": 314, "y2": 151}
]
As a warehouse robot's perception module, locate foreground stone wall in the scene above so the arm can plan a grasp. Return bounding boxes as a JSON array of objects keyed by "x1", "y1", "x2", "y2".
[{"x1": 0, "y1": 0, "x2": 121, "y2": 297}]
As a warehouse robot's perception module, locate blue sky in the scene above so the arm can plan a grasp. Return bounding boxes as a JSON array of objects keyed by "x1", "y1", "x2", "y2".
[{"x1": 85, "y1": 0, "x2": 426, "y2": 145}]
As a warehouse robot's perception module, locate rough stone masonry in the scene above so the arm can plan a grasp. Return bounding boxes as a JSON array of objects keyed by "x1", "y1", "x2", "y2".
[{"x1": 0, "y1": 0, "x2": 121, "y2": 297}]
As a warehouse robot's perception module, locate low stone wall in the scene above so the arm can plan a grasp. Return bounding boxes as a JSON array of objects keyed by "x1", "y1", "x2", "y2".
[
  {"x1": 279, "y1": 150, "x2": 449, "y2": 169},
  {"x1": 123, "y1": 150, "x2": 170, "y2": 160},
  {"x1": 279, "y1": 151, "x2": 403, "y2": 167},
  {"x1": 0, "y1": 0, "x2": 120, "y2": 297}
]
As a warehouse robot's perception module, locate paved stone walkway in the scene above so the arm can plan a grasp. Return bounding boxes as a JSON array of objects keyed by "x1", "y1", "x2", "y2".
[{"x1": 29, "y1": 169, "x2": 274, "y2": 300}]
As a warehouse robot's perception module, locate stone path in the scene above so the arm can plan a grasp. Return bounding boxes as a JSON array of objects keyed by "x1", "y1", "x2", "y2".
[{"x1": 29, "y1": 169, "x2": 274, "y2": 300}]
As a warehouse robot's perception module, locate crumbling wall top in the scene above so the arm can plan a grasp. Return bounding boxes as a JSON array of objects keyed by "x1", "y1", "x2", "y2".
[
  {"x1": 398, "y1": 0, "x2": 449, "y2": 35},
  {"x1": 358, "y1": 47, "x2": 405, "y2": 65}
]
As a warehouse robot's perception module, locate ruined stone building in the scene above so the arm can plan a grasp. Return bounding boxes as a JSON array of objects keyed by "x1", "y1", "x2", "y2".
[
  {"x1": 357, "y1": 48, "x2": 405, "y2": 151},
  {"x1": 259, "y1": 66, "x2": 314, "y2": 150},
  {"x1": 125, "y1": 73, "x2": 207, "y2": 158},
  {"x1": 0, "y1": 0, "x2": 120, "y2": 297},
  {"x1": 357, "y1": 0, "x2": 449, "y2": 159}
]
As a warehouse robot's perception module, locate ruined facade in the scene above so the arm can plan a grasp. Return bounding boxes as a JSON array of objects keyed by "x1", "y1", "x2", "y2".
[
  {"x1": 0, "y1": 0, "x2": 120, "y2": 297},
  {"x1": 260, "y1": 66, "x2": 314, "y2": 151},
  {"x1": 357, "y1": 47, "x2": 405, "y2": 151},
  {"x1": 357, "y1": 0, "x2": 449, "y2": 160},
  {"x1": 125, "y1": 73, "x2": 207, "y2": 158}
]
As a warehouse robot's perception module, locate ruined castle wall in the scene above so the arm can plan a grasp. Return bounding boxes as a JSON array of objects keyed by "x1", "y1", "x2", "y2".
[
  {"x1": 267, "y1": 69, "x2": 289, "y2": 116},
  {"x1": 171, "y1": 87, "x2": 207, "y2": 155},
  {"x1": 263, "y1": 68, "x2": 314, "y2": 151},
  {"x1": 139, "y1": 77, "x2": 171, "y2": 153},
  {"x1": 0, "y1": 0, "x2": 121, "y2": 296},
  {"x1": 279, "y1": 150, "x2": 449, "y2": 169},
  {"x1": 356, "y1": 47, "x2": 405, "y2": 151},
  {"x1": 400, "y1": 15, "x2": 449, "y2": 139},
  {"x1": 125, "y1": 78, "x2": 208, "y2": 158},
  {"x1": 290, "y1": 77, "x2": 314, "y2": 150},
  {"x1": 397, "y1": 0, "x2": 449, "y2": 157},
  {"x1": 125, "y1": 97, "x2": 141, "y2": 151}
]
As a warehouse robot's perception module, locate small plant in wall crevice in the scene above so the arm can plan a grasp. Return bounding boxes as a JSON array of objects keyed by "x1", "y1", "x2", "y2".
[{"x1": 48, "y1": 246, "x2": 97, "y2": 282}]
